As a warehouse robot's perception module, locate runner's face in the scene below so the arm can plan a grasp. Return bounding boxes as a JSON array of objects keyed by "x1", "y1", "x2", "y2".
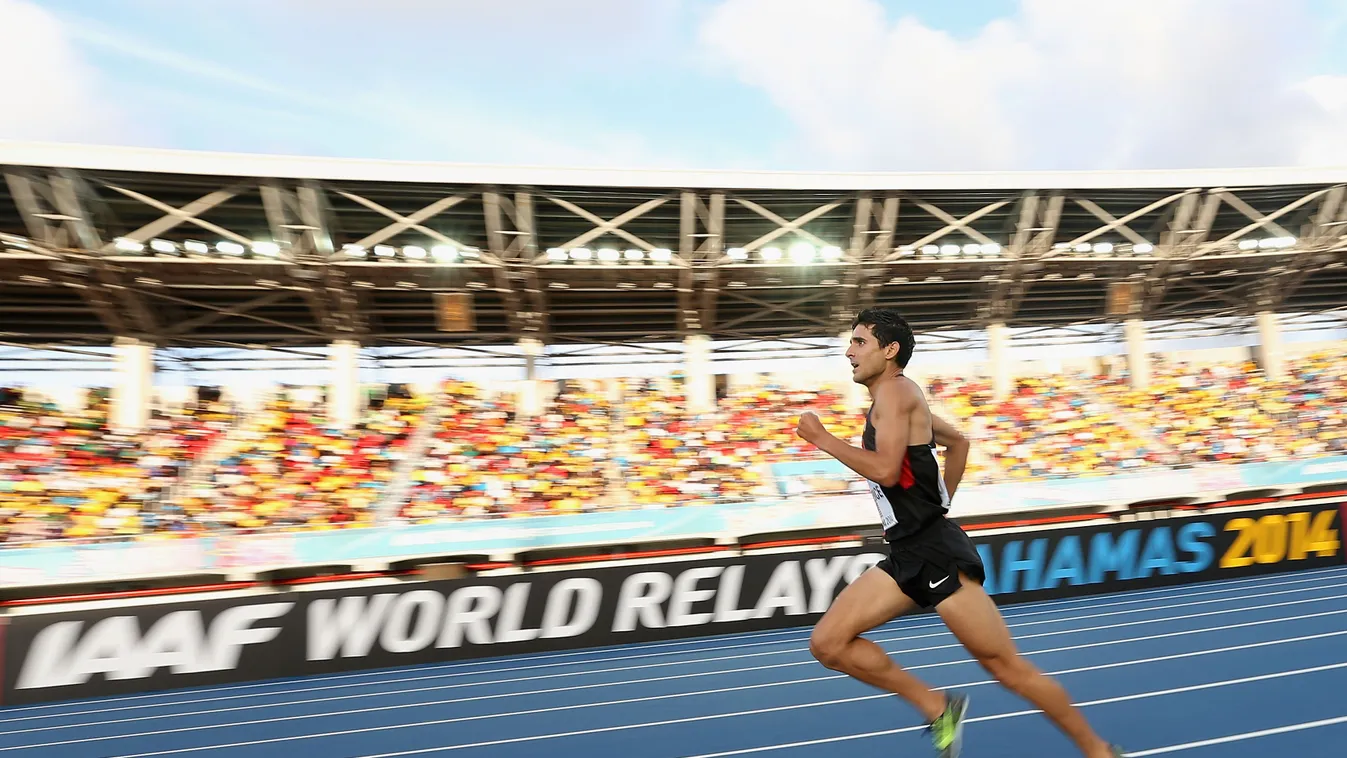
[{"x1": 845, "y1": 325, "x2": 891, "y2": 384}]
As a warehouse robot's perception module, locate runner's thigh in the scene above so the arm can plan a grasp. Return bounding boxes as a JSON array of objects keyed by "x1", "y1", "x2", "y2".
[
  {"x1": 813, "y1": 565, "x2": 920, "y2": 643},
  {"x1": 933, "y1": 572, "x2": 1018, "y2": 660}
]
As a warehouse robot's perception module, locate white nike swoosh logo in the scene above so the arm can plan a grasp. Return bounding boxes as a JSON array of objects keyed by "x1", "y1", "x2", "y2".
[{"x1": 929, "y1": 576, "x2": 949, "y2": 589}]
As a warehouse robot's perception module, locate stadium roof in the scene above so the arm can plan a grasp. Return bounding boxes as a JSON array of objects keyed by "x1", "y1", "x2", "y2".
[{"x1": 1, "y1": 140, "x2": 1345, "y2": 354}]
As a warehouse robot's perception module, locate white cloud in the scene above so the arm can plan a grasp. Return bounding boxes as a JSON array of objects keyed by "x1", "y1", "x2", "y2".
[
  {"x1": 0, "y1": 0, "x2": 127, "y2": 144},
  {"x1": 700, "y1": 0, "x2": 1347, "y2": 171}
]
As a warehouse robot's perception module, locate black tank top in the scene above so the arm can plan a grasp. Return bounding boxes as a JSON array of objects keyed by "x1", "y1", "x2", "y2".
[{"x1": 862, "y1": 408, "x2": 952, "y2": 542}]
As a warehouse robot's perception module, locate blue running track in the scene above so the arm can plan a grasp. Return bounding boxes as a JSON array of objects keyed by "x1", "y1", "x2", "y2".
[{"x1": 2, "y1": 566, "x2": 1346, "y2": 757}]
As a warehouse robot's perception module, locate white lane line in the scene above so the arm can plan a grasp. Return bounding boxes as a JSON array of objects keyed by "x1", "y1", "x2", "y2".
[
  {"x1": 13, "y1": 576, "x2": 1347, "y2": 726},
  {"x1": 16, "y1": 616, "x2": 1347, "y2": 750},
  {"x1": 668, "y1": 664, "x2": 1347, "y2": 758},
  {"x1": 1126, "y1": 714, "x2": 1347, "y2": 756},
  {"x1": 23, "y1": 609, "x2": 1347, "y2": 739},
  {"x1": 341, "y1": 661, "x2": 1347, "y2": 758},
  {"x1": 6, "y1": 567, "x2": 1342, "y2": 721}
]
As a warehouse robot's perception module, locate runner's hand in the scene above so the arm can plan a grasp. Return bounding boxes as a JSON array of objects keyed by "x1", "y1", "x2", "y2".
[{"x1": 796, "y1": 411, "x2": 827, "y2": 446}]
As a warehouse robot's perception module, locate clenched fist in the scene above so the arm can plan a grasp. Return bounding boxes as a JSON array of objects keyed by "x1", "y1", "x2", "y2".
[{"x1": 796, "y1": 411, "x2": 828, "y2": 446}]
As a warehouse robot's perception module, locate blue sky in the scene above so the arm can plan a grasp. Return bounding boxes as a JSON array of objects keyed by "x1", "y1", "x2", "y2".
[{"x1": 3, "y1": 0, "x2": 1347, "y2": 172}]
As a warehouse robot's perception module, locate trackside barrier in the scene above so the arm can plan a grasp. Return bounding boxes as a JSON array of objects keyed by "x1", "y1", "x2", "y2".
[
  {"x1": 2, "y1": 497, "x2": 1341, "y2": 705},
  {"x1": 4, "y1": 454, "x2": 1346, "y2": 591}
]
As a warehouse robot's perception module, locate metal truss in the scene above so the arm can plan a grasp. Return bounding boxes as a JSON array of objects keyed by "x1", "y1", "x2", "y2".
[
  {"x1": 2, "y1": 164, "x2": 1346, "y2": 351},
  {"x1": 484, "y1": 190, "x2": 544, "y2": 335},
  {"x1": 4, "y1": 170, "x2": 153, "y2": 338},
  {"x1": 840, "y1": 194, "x2": 898, "y2": 323}
]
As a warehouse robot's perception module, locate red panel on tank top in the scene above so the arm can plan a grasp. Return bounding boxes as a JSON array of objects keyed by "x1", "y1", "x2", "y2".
[{"x1": 899, "y1": 455, "x2": 915, "y2": 489}]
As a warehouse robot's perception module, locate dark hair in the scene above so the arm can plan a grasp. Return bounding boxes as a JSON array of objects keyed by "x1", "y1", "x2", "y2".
[{"x1": 852, "y1": 308, "x2": 915, "y2": 367}]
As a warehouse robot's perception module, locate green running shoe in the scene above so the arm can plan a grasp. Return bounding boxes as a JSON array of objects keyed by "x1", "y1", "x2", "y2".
[{"x1": 928, "y1": 692, "x2": 969, "y2": 758}]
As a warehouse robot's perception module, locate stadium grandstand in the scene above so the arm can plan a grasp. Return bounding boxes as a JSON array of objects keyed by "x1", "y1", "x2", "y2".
[{"x1": 0, "y1": 141, "x2": 1345, "y2": 546}]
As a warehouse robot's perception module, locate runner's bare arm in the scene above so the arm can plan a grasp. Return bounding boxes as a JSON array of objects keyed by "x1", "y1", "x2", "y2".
[
  {"x1": 931, "y1": 413, "x2": 969, "y2": 499},
  {"x1": 797, "y1": 382, "x2": 912, "y2": 487}
]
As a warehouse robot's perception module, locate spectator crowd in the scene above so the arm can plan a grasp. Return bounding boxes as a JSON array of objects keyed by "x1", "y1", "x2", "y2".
[{"x1": 1, "y1": 349, "x2": 1343, "y2": 542}]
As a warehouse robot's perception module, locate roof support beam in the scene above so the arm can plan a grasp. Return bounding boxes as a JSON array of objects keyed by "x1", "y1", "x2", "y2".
[
  {"x1": 716, "y1": 290, "x2": 834, "y2": 330},
  {"x1": 484, "y1": 190, "x2": 525, "y2": 334},
  {"x1": 1065, "y1": 191, "x2": 1188, "y2": 248},
  {"x1": 987, "y1": 191, "x2": 1057, "y2": 323},
  {"x1": 1202, "y1": 187, "x2": 1331, "y2": 251},
  {"x1": 6, "y1": 171, "x2": 164, "y2": 339},
  {"x1": 889, "y1": 195, "x2": 1010, "y2": 258},
  {"x1": 302, "y1": 183, "x2": 367, "y2": 339},
  {"x1": 841, "y1": 194, "x2": 899, "y2": 322},
  {"x1": 100, "y1": 182, "x2": 248, "y2": 251},
  {"x1": 675, "y1": 191, "x2": 726, "y2": 336},
  {"x1": 544, "y1": 194, "x2": 674, "y2": 255},
  {"x1": 503, "y1": 191, "x2": 546, "y2": 336},
  {"x1": 697, "y1": 192, "x2": 725, "y2": 333},
  {"x1": 733, "y1": 196, "x2": 842, "y2": 252},
  {"x1": 341, "y1": 191, "x2": 469, "y2": 250},
  {"x1": 259, "y1": 180, "x2": 345, "y2": 339},
  {"x1": 1143, "y1": 190, "x2": 1215, "y2": 315},
  {"x1": 1263, "y1": 185, "x2": 1347, "y2": 309}
]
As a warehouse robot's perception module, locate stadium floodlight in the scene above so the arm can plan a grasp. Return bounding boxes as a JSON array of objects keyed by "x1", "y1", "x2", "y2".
[
  {"x1": 114, "y1": 237, "x2": 145, "y2": 253},
  {"x1": 727, "y1": 247, "x2": 748, "y2": 261},
  {"x1": 1092, "y1": 242, "x2": 1113, "y2": 254},
  {"x1": 820, "y1": 245, "x2": 843, "y2": 262},
  {"x1": 1134, "y1": 243, "x2": 1154, "y2": 254},
  {"x1": 940, "y1": 244, "x2": 960, "y2": 256},
  {"x1": 760, "y1": 246, "x2": 783, "y2": 261},
  {"x1": 343, "y1": 244, "x2": 367, "y2": 258},
  {"x1": 1074, "y1": 243, "x2": 1091, "y2": 253},
  {"x1": 921, "y1": 244, "x2": 940, "y2": 256},
  {"x1": 789, "y1": 242, "x2": 816, "y2": 264},
  {"x1": 1239, "y1": 239, "x2": 1260, "y2": 250},
  {"x1": 431, "y1": 245, "x2": 457, "y2": 262},
  {"x1": 216, "y1": 241, "x2": 245, "y2": 256},
  {"x1": 252, "y1": 241, "x2": 281, "y2": 257},
  {"x1": 149, "y1": 239, "x2": 176, "y2": 254},
  {"x1": 546, "y1": 248, "x2": 568, "y2": 262},
  {"x1": 570, "y1": 247, "x2": 593, "y2": 261},
  {"x1": 460, "y1": 247, "x2": 481, "y2": 258},
  {"x1": 184, "y1": 240, "x2": 210, "y2": 255},
  {"x1": 402, "y1": 245, "x2": 427, "y2": 260},
  {"x1": 980, "y1": 243, "x2": 1001, "y2": 255},
  {"x1": 597, "y1": 248, "x2": 621, "y2": 262},
  {"x1": 624, "y1": 248, "x2": 644, "y2": 261},
  {"x1": 962, "y1": 243, "x2": 980, "y2": 256},
  {"x1": 650, "y1": 248, "x2": 673, "y2": 262},
  {"x1": 1274, "y1": 236, "x2": 1297, "y2": 248},
  {"x1": 1054, "y1": 242, "x2": 1071, "y2": 250},
  {"x1": 373, "y1": 245, "x2": 396, "y2": 258}
]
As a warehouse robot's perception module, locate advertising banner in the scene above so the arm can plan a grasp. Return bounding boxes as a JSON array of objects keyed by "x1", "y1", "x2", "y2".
[{"x1": 4, "y1": 499, "x2": 1340, "y2": 705}]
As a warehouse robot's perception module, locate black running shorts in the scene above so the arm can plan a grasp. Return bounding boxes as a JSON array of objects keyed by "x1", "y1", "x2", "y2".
[{"x1": 874, "y1": 517, "x2": 986, "y2": 609}]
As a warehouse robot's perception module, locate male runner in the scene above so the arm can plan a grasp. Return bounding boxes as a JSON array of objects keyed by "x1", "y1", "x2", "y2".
[{"x1": 795, "y1": 307, "x2": 1122, "y2": 758}]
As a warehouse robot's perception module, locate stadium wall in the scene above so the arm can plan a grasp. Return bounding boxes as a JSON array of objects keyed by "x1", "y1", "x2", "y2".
[{"x1": 3, "y1": 495, "x2": 1340, "y2": 705}]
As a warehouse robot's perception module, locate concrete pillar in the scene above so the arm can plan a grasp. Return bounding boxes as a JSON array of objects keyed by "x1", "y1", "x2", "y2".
[
  {"x1": 1256, "y1": 311, "x2": 1285, "y2": 381},
  {"x1": 684, "y1": 334, "x2": 715, "y2": 414},
  {"x1": 1124, "y1": 318, "x2": 1151, "y2": 390},
  {"x1": 986, "y1": 322, "x2": 1012, "y2": 401},
  {"x1": 111, "y1": 337, "x2": 153, "y2": 432},
  {"x1": 517, "y1": 338, "x2": 545, "y2": 418},
  {"x1": 328, "y1": 339, "x2": 360, "y2": 428}
]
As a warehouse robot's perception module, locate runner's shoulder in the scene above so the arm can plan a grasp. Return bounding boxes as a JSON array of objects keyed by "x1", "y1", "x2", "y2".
[{"x1": 871, "y1": 377, "x2": 920, "y2": 414}]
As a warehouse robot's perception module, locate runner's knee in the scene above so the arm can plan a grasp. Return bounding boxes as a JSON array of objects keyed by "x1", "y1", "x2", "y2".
[
  {"x1": 979, "y1": 652, "x2": 1035, "y2": 692},
  {"x1": 808, "y1": 628, "x2": 848, "y2": 670}
]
